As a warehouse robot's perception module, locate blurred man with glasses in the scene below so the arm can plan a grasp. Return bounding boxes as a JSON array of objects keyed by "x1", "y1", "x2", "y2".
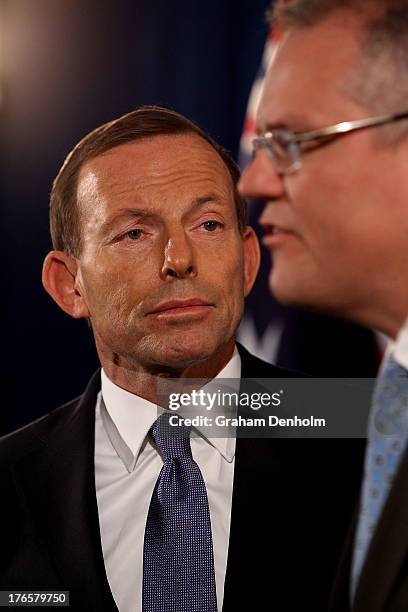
[{"x1": 239, "y1": 1, "x2": 408, "y2": 610}]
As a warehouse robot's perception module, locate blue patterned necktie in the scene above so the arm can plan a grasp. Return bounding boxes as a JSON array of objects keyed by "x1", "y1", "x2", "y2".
[
  {"x1": 351, "y1": 354, "x2": 408, "y2": 600},
  {"x1": 142, "y1": 412, "x2": 218, "y2": 612}
]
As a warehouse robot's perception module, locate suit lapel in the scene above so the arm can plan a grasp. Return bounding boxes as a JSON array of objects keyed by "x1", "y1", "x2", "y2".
[
  {"x1": 228, "y1": 345, "x2": 366, "y2": 612},
  {"x1": 223, "y1": 346, "x2": 287, "y2": 609},
  {"x1": 223, "y1": 436, "x2": 274, "y2": 610},
  {"x1": 354, "y1": 444, "x2": 408, "y2": 611},
  {"x1": 12, "y1": 371, "x2": 117, "y2": 611},
  {"x1": 328, "y1": 507, "x2": 359, "y2": 612}
]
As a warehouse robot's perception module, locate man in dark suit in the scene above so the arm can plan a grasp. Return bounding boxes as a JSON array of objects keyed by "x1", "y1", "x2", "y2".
[
  {"x1": 0, "y1": 106, "x2": 363, "y2": 611},
  {"x1": 239, "y1": 1, "x2": 408, "y2": 610}
]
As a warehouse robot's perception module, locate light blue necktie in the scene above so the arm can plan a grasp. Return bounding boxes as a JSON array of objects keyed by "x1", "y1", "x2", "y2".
[
  {"x1": 351, "y1": 354, "x2": 408, "y2": 600},
  {"x1": 142, "y1": 412, "x2": 218, "y2": 612}
]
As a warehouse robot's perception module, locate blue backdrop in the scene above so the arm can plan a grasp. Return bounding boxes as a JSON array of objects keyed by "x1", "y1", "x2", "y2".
[
  {"x1": 1, "y1": 0, "x2": 379, "y2": 435},
  {"x1": 1, "y1": 0, "x2": 270, "y2": 433}
]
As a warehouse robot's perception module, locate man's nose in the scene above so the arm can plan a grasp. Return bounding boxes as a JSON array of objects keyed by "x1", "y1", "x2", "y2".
[
  {"x1": 238, "y1": 151, "x2": 285, "y2": 201},
  {"x1": 160, "y1": 230, "x2": 196, "y2": 280}
]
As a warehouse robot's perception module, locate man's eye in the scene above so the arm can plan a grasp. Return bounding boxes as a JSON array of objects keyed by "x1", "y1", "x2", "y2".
[
  {"x1": 125, "y1": 229, "x2": 143, "y2": 240},
  {"x1": 202, "y1": 220, "x2": 222, "y2": 231}
]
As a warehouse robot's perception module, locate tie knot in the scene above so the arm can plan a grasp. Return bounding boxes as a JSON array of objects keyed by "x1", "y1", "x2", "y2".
[{"x1": 149, "y1": 412, "x2": 193, "y2": 461}]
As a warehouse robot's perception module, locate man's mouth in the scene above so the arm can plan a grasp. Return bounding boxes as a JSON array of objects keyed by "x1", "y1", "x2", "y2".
[
  {"x1": 148, "y1": 298, "x2": 214, "y2": 318},
  {"x1": 261, "y1": 223, "x2": 295, "y2": 247}
]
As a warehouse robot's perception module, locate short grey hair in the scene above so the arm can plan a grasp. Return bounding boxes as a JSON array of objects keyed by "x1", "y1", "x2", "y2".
[{"x1": 269, "y1": 0, "x2": 408, "y2": 140}]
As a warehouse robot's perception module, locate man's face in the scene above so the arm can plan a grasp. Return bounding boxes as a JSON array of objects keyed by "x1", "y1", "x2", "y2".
[
  {"x1": 239, "y1": 12, "x2": 408, "y2": 330},
  {"x1": 73, "y1": 133, "x2": 257, "y2": 370}
]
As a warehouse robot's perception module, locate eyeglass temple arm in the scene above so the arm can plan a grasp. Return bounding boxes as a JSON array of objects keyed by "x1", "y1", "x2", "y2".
[{"x1": 295, "y1": 110, "x2": 408, "y2": 143}]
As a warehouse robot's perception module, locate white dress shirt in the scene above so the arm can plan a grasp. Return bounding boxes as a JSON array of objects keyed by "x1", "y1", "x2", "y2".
[
  {"x1": 391, "y1": 318, "x2": 408, "y2": 370},
  {"x1": 95, "y1": 348, "x2": 240, "y2": 612}
]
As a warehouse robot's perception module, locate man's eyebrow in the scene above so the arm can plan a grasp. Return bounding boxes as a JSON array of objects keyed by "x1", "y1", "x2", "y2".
[
  {"x1": 257, "y1": 114, "x2": 317, "y2": 135},
  {"x1": 183, "y1": 194, "x2": 231, "y2": 217},
  {"x1": 101, "y1": 208, "x2": 157, "y2": 234},
  {"x1": 256, "y1": 121, "x2": 284, "y2": 135},
  {"x1": 191, "y1": 194, "x2": 225, "y2": 208}
]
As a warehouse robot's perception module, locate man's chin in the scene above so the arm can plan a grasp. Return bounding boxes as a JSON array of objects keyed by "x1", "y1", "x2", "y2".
[
  {"x1": 269, "y1": 272, "x2": 350, "y2": 319},
  {"x1": 126, "y1": 327, "x2": 235, "y2": 374},
  {"x1": 158, "y1": 349, "x2": 210, "y2": 370},
  {"x1": 149, "y1": 338, "x2": 236, "y2": 379},
  {"x1": 143, "y1": 337, "x2": 220, "y2": 370},
  {"x1": 268, "y1": 272, "x2": 300, "y2": 306},
  {"x1": 269, "y1": 271, "x2": 318, "y2": 309}
]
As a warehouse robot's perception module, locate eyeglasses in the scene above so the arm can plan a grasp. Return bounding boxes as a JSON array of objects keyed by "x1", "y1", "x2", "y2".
[{"x1": 252, "y1": 110, "x2": 408, "y2": 175}]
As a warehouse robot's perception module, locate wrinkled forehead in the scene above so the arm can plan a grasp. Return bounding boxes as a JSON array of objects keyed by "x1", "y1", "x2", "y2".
[
  {"x1": 257, "y1": 12, "x2": 366, "y2": 132},
  {"x1": 75, "y1": 133, "x2": 236, "y2": 223},
  {"x1": 83, "y1": 133, "x2": 231, "y2": 183}
]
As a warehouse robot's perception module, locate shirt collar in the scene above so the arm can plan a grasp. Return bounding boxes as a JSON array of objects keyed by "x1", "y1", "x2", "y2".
[
  {"x1": 386, "y1": 318, "x2": 408, "y2": 371},
  {"x1": 100, "y1": 347, "x2": 241, "y2": 472}
]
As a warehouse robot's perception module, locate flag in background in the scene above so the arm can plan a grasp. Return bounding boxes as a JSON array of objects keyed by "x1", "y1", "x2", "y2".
[
  {"x1": 239, "y1": 0, "x2": 285, "y2": 170},
  {"x1": 236, "y1": 28, "x2": 284, "y2": 364},
  {"x1": 239, "y1": 31, "x2": 277, "y2": 170},
  {"x1": 236, "y1": 3, "x2": 382, "y2": 376}
]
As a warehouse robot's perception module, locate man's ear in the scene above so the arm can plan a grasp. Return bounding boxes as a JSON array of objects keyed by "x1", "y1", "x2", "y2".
[
  {"x1": 42, "y1": 251, "x2": 90, "y2": 319},
  {"x1": 242, "y1": 226, "x2": 261, "y2": 297}
]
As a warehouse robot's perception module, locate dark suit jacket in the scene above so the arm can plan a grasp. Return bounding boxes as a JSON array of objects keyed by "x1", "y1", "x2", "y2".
[
  {"x1": 0, "y1": 344, "x2": 365, "y2": 611},
  {"x1": 329, "y1": 442, "x2": 408, "y2": 612}
]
